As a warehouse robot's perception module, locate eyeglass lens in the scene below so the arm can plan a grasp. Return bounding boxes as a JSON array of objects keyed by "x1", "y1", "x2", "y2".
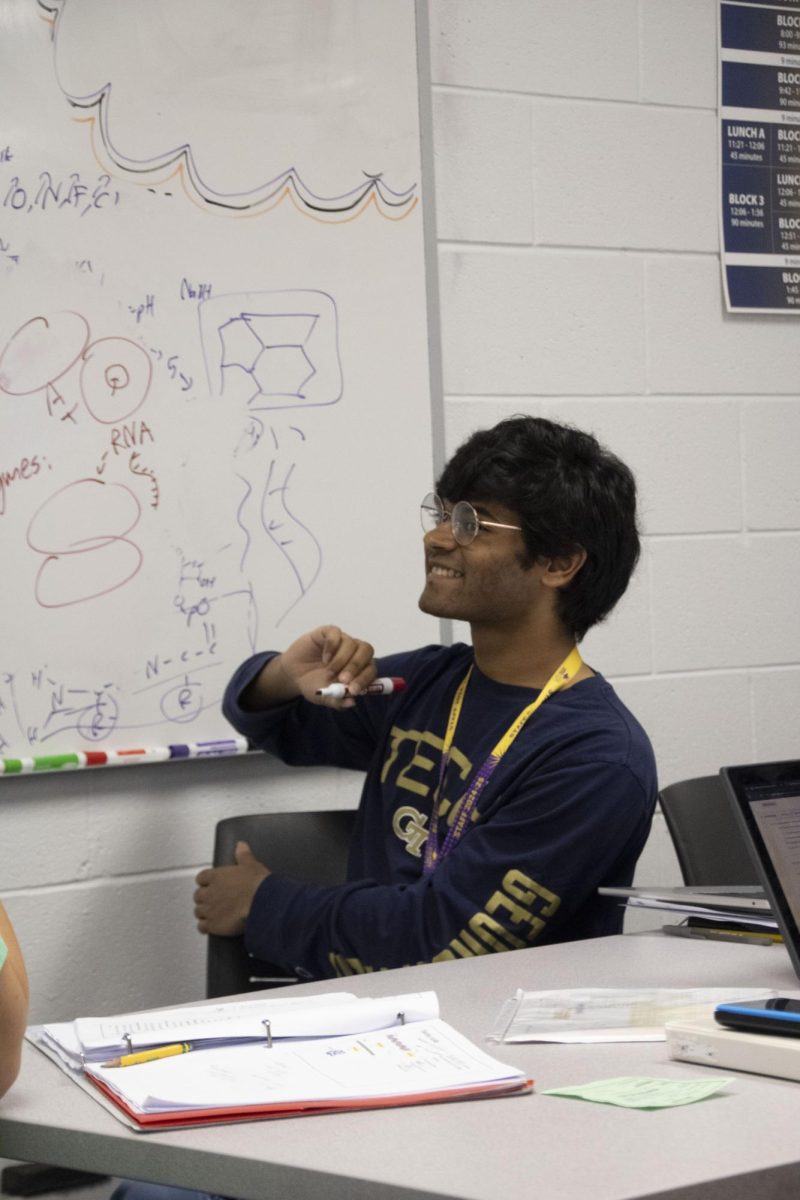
[{"x1": 420, "y1": 492, "x2": 480, "y2": 546}]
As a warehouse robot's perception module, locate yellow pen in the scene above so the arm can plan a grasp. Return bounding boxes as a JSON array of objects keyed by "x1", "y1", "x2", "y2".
[{"x1": 101, "y1": 1042, "x2": 193, "y2": 1068}]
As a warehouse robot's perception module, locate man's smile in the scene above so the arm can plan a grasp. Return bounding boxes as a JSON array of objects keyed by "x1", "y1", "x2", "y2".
[{"x1": 427, "y1": 562, "x2": 464, "y2": 579}]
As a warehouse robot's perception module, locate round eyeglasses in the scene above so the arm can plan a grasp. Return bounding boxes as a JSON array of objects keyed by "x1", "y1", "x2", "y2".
[{"x1": 420, "y1": 492, "x2": 523, "y2": 547}]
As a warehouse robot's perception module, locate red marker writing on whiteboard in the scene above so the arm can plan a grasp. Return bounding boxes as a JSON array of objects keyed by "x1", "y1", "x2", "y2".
[{"x1": 315, "y1": 676, "x2": 406, "y2": 699}]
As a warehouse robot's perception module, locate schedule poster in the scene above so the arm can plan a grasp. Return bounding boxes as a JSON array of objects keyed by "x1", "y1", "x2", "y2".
[{"x1": 719, "y1": 0, "x2": 800, "y2": 312}]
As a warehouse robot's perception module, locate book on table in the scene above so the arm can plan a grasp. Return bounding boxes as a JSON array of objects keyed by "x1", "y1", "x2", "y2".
[{"x1": 27, "y1": 989, "x2": 532, "y2": 1130}]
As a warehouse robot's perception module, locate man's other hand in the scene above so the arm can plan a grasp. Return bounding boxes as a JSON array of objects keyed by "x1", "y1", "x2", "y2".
[{"x1": 193, "y1": 841, "x2": 270, "y2": 937}]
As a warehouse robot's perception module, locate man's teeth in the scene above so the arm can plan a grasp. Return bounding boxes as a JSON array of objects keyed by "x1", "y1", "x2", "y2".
[{"x1": 431, "y1": 565, "x2": 462, "y2": 578}]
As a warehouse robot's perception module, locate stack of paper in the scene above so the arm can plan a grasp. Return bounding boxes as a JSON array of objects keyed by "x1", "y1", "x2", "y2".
[
  {"x1": 488, "y1": 988, "x2": 778, "y2": 1044},
  {"x1": 28, "y1": 991, "x2": 531, "y2": 1130},
  {"x1": 37, "y1": 991, "x2": 432, "y2": 1069}
]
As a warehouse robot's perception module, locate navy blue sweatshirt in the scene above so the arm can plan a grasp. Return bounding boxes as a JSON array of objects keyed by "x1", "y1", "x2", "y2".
[{"x1": 223, "y1": 644, "x2": 657, "y2": 979}]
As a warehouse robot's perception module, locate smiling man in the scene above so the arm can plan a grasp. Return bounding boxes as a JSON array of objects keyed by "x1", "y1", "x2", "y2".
[{"x1": 194, "y1": 416, "x2": 657, "y2": 978}]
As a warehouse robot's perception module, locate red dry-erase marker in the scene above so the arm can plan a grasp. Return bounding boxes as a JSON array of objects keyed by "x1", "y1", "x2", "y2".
[{"x1": 315, "y1": 676, "x2": 406, "y2": 699}]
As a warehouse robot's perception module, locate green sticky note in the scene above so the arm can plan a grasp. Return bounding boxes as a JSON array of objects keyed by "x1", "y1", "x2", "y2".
[{"x1": 541, "y1": 1076, "x2": 733, "y2": 1109}]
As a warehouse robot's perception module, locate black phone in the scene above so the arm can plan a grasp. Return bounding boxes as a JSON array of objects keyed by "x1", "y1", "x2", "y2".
[{"x1": 715, "y1": 997, "x2": 800, "y2": 1036}]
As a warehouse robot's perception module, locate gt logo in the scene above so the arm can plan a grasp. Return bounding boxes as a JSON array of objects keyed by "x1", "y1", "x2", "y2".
[{"x1": 392, "y1": 805, "x2": 430, "y2": 857}]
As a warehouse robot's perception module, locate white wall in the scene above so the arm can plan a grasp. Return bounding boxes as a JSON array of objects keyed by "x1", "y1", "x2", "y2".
[{"x1": 5, "y1": 0, "x2": 799, "y2": 1023}]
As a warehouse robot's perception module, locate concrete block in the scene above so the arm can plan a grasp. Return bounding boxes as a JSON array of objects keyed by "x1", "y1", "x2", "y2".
[
  {"x1": 442, "y1": 397, "x2": 544, "y2": 462},
  {"x1": 650, "y1": 534, "x2": 800, "y2": 671},
  {"x1": 613, "y1": 671, "x2": 753, "y2": 787},
  {"x1": 532, "y1": 101, "x2": 716, "y2": 251},
  {"x1": 640, "y1": 0, "x2": 717, "y2": 109},
  {"x1": 432, "y1": 90, "x2": 533, "y2": 244},
  {"x1": 439, "y1": 248, "x2": 646, "y2": 395},
  {"x1": 0, "y1": 788, "x2": 93, "y2": 889},
  {"x1": 1, "y1": 759, "x2": 362, "y2": 884},
  {"x1": 547, "y1": 398, "x2": 742, "y2": 535},
  {"x1": 743, "y1": 401, "x2": 800, "y2": 530},
  {"x1": 751, "y1": 668, "x2": 800, "y2": 762},
  {"x1": 580, "y1": 544, "x2": 653, "y2": 677},
  {"x1": 647, "y1": 257, "x2": 800, "y2": 393},
  {"x1": 428, "y1": 0, "x2": 639, "y2": 99},
  {"x1": 7, "y1": 874, "x2": 207, "y2": 1024},
  {"x1": 83, "y1": 759, "x2": 362, "y2": 877}
]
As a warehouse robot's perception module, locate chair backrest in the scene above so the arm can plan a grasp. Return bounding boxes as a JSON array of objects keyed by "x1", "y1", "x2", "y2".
[
  {"x1": 206, "y1": 809, "x2": 357, "y2": 999},
  {"x1": 658, "y1": 774, "x2": 761, "y2": 887}
]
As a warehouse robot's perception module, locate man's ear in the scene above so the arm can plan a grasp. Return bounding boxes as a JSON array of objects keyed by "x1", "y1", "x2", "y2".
[{"x1": 538, "y1": 546, "x2": 587, "y2": 590}]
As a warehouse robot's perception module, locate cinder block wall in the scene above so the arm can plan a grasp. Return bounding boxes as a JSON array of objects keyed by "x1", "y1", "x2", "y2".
[
  {"x1": 431, "y1": 0, "x2": 800, "y2": 900},
  {"x1": 5, "y1": 0, "x2": 799, "y2": 1023}
]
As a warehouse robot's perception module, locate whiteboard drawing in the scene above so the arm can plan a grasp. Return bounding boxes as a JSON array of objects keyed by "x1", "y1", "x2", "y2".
[
  {"x1": 27, "y1": 477, "x2": 143, "y2": 609},
  {"x1": 39, "y1": 0, "x2": 419, "y2": 221},
  {"x1": 0, "y1": 0, "x2": 436, "y2": 757},
  {"x1": 0, "y1": 667, "x2": 122, "y2": 748},
  {"x1": 80, "y1": 338, "x2": 151, "y2": 424},
  {"x1": 42, "y1": 677, "x2": 119, "y2": 743},
  {"x1": 200, "y1": 288, "x2": 342, "y2": 624},
  {"x1": 237, "y1": 450, "x2": 322, "y2": 627},
  {"x1": 0, "y1": 312, "x2": 90, "y2": 421},
  {"x1": 200, "y1": 289, "x2": 342, "y2": 411},
  {"x1": 0, "y1": 313, "x2": 153, "y2": 430},
  {"x1": 0, "y1": 310, "x2": 155, "y2": 611}
]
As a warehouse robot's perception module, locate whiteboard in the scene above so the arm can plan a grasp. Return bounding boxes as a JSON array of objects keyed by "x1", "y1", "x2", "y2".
[{"x1": 0, "y1": 0, "x2": 441, "y2": 760}]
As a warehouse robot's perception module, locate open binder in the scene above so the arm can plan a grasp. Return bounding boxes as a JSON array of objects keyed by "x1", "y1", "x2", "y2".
[{"x1": 28, "y1": 991, "x2": 532, "y2": 1131}]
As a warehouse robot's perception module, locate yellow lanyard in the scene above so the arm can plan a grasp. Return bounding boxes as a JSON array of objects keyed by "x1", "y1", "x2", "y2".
[{"x1": 422, "y1": 646, "x2": 584, "y2": 875}]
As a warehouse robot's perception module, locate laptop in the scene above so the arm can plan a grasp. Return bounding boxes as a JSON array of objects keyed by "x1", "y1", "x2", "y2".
[
  {"x1": 598, "y1": 884, "x2": 769, "y2": 913},
  {"x1": 722, "y1": 759, "x2": 800, "y2": 981}
]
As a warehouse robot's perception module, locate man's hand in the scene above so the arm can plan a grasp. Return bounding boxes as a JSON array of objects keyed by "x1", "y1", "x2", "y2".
[
  {"x1": 241, "y1": 624, "x2": 377, "y2": 711},
  {"x1": 193, "y1": 841, "x2": 270, "y2": 937}
]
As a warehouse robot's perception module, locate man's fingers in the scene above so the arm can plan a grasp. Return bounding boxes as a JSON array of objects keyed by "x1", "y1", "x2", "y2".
[
  {"x1": 286, "y1": 626, "x2": 377, "y2": 701},
  {"x1": 191, "y1": 855, "x2": 269, "y2": 939},
  {"x1": 310, "y1": 625, "x2": 343, "y2": 666},
  {"x1": 325, "y1": 636, "x2": 376, "y2": 684}
]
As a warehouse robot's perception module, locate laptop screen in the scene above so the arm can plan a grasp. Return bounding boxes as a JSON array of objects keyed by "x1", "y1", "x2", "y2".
[{"x1": 722, "y1": 761, "x2": 800, "y2": 981}]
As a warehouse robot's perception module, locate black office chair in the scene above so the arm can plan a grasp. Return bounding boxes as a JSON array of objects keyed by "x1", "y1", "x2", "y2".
[
  {"x1": 658, "y1": 774, "x2": 761, "y2": 887},
  {"x1": 206, "y1": 809, "x2": 357, "y2": 998}
]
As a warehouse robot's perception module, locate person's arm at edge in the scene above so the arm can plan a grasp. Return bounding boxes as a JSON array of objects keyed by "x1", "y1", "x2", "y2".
[
  {"x1": 198, "y1": 626, "x2": 386, "y2": 938},
  {"x1": 237, "y1": 625, "x2": 377, "y2": 713},
  {"x1": 239, "y1": 653, "x2": 301, "y2": 712},
  {"x1": 0, "y1": 902, "x2": 29, "y2": 1099}
]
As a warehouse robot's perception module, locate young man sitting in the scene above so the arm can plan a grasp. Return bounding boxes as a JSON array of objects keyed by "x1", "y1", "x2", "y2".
[{"x1": 194, "y1": 416, "x2": 658, "y2": 978}]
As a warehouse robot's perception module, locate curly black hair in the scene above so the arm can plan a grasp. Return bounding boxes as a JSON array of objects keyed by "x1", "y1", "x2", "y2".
[{"x1": 437, "y1": 416, "x2": 640, "y2": 640}]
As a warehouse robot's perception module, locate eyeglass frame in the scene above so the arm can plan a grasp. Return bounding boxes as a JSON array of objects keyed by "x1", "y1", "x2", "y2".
[{"x1": 420, "y1": 491, "x2": 523, "y2": 547}]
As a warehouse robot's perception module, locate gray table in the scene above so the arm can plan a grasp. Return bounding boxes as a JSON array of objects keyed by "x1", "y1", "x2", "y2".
[{"x1": 3, "y1": 932, "x2": 800, "y2": 1200}]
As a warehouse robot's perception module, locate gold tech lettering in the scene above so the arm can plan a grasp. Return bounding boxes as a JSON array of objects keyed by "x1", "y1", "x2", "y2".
[
  {"x1": 328, "y1": 953, "x2": 376, "y2": 976},
  {"x1": 380, "y1": 724, "x2": 472, "y2": 798},
  {"x1": 433, "y1": 869, "x2": 561, "y2": 962},
  {"x1": 392, "y1": 806, "x2": 430, "y2": 857}
]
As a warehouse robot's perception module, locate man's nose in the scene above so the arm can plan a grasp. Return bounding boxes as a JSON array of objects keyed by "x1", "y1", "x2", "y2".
[{"x1": 424, "y1": 519, "x2": 457, "y2": 549}]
